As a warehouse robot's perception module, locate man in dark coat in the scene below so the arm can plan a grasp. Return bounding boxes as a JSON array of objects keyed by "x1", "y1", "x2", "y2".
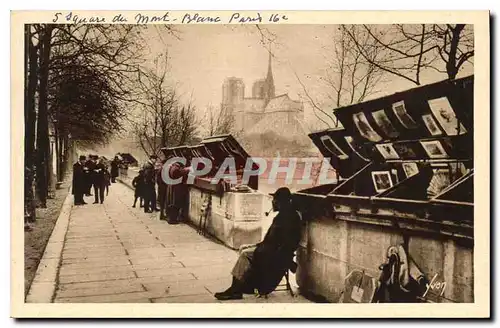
[
  {"x1": 157, "y1": 160, "x2": 167, "y2": 220},
  {"x1": 163, "y1": 159, "x2": 192, "y2": 224},
  {"x1": 142, "y1": 155, "x2": 159, "y2": 213},
  {"x1": 92, "y1": 158, "x2": 107, "y2": 204},
  {"x1": 84, "y1": 155, "x2": 97, "y2": 196},
  {"x1": 72, "y1": 155, "x2": 87, "y2": 205},
  {"x1": 110, "y1": 156, "x2": 120, "y2": 183},
  {"x1": 214, "y1": 187, "x2": 303, "y2": 300}
]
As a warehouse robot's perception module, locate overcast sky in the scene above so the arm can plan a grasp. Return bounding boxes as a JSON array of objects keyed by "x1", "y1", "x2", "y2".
[{"x1": 142, "y1": 24, "x2": 474, "y2": 131}]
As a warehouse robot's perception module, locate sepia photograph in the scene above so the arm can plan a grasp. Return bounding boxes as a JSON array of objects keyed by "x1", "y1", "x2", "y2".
[
  {"x1": 392, "y1": 100, "x2": 418, "y2": 129},
  {"x1": 428, "y1": 97, "x2": 468, "y2": 136},
  {"x1": 352, "y1": 111, "x2": 383, "y2": 142},
  {"x1": 420, "y1": 140, "x2": 449, "y2": 159},
  {"x1": 10, "y1": 10, "x2": 489, "y2": 318},
  {"x1": 375, "y1": 143, "x2": 400, "y2": 160},
  {"x1": 422, "y1": 113, "x2": 443, "y2": 136},
  {"x1": 371, "y1": 171, "x2": 393, "y2": 193},
  {"x1": 371, "y1": 109, "x2": 399, "y2": 138}
]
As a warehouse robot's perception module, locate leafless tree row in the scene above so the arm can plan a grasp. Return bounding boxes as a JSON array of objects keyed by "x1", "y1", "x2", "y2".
[
  {"x1": 132, "y1": 52, "x2": 200, "y2": 157},
  {"x1": 24, "y1": 24, "x2": 176, "y2": 223}
]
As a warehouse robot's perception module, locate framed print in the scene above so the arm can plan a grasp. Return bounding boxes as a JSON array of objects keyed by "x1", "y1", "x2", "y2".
[
  {"x1": 371, "y1": 109, "x2": 399, "y2": 138},
  {"x1": 371, "y1": 171, "x2": 394, "y2": 193},
  {"x1": 420, "y1": 140, "x2": 448, "y2": 159},
  {"x1": 428, "y1": 97, "x2": 467, "y2": 136},
  {"x1": 320, "y1": 135, "x2": 348, "y2": 160},
  {"x1": 345, "y1": 136, "x2": 370, "y2": 161},
  {"x1": 392, "y1": 142, "x2": 418, "y2": 159},
  {"x1": 375, "y1": 143, "x2": 400, "y2": 160},
  {"x1": 422, "y1": 114, "x2": 443, "y2": 136},
  {"x1": 352, "y1": 112, "x2": 382, "y2": 142},
  {"x1": 402, "y1": 162, "x2": 419, "y2": 178},
  {"x1": 392, "y1": 101, "x2": 418, "y2": 129}
]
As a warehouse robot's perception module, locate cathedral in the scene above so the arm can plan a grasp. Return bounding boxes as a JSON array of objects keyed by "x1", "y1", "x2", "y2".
[{"x1": 220, "y1": 52, "x2": 307, "y2": 142}]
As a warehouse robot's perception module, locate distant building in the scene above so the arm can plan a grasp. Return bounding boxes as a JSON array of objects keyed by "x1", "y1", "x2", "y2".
[{"x1": 221, "y1": 52, "x2": 307, "y2": 143}]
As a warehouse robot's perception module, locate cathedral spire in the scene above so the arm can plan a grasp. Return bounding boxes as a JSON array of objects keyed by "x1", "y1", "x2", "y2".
[{"x1": 264, "y1": 49, "x2": 275, "y2": 103}]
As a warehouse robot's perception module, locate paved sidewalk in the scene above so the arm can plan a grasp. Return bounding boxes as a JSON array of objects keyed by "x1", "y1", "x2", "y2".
[{"x1": 52, "y1": 182, "x2": 309, "y2": 303}]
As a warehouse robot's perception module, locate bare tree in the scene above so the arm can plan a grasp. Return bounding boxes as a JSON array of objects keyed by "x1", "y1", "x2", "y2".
[
  {"x1": 205, "y1": 104, "x2": 235, "y2": 137},
  {"x1": 133, "y1": 53, "x2": 199, "y2": 156},
  {"x1": 294, "y1": 25, "x2": 384, "y2": 128},
  {"x1": 25, "y1": 24, "x2": 167, "y2": 219},
  {"x1": 343, "y1": 24, "x2": 474, "y2": 85}
]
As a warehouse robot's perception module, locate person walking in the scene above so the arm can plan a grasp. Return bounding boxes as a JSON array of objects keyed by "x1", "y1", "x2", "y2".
[
  {"x1": 85, "y1": 155, "x2": 97, "y2": 196},
  {"x1": 142, "y1": 155, "x2": 159, "y2": 213},
  {"x1": 110, "y1": 156, "x2": 120, "y2": 183},
  {"x1": 132, "y1": 170, "x2": 145, "y2": 208},
  {"x1": 72, "y1": 155, "x2": 87, "y2": 205},
  {"x1": 92, "y1": 158, "x2": 107, "y2": 204}
]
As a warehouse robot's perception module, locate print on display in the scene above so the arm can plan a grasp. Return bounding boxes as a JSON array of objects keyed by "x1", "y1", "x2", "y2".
[
  {"x1": 320, "y1": 135, "x2": 349, "y2": 160},
  {"x1": 428, "y1": 97, "x2": 467, "y2": 136},
  {"x1": 392, "y1": 101, "x2": 418, "y2": 129},
  {"x1": 375, "y1": 143, "x2": 400, "y2": 160},
  {"x1": 352, "y1": 112, "x2": 383, "y2": 142},
  {"x1": 371, "y1": 171, "x2": 394, "y2": 193},
  {"x1": 420, "y1": 140, "x2": 448, "y2": 159},
  {"x1": 371, "y1": 109, "x2": 399, "y2": 138},
  {"x1": 402, "y1": 162, "x2": 419, "y2": 178},
  {"x1": 422, "y1": 114, "x2": 443, "y2": 136},
  {"x1": 344, "y1": 136, "x2": 370, "y2": 161}
]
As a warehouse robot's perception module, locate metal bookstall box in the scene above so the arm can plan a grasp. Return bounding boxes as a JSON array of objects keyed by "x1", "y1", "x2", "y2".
[
  {"x1": 160, "y1": 135, "x2": 267, "y2": 249},
  {"x1": 293, "y1": 76, "x2": 474, "y2": 303}
]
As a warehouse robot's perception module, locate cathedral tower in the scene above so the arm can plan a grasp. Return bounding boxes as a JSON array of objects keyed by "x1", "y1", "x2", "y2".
[{"x1": 262, "y1": 51, "x2": 275, "y2": 105}]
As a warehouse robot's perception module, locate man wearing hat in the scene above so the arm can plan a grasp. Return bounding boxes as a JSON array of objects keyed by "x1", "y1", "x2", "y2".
[
  {"x1": 142, "y1": 155, "x2": 160, "y2": 213},
  {"x1": 72, "y1": 155, "x2": 87, "y2": 205},
  {"x1": 214, "y1": 187, "x2": 303, "y2": 300}
]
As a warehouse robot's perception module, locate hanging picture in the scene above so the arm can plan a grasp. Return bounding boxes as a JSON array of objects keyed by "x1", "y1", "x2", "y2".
[
  {"x1": 375, "y1": 143, "x2": 400, "y2": 160},
  {"x1": 371, "y1": 109, "x2": 399, "y2": 138},
  {"x1": 345, "y1": 136, "x2": 370, "y2": 161},
  {"x1": 420, "y1": 140, "x2": 448, "y2": 159},
  {"x1": 320, "y1": 135, "x2": 349, "y2": 160},
  {"x1": 422, "y1": 114, "x2": 443, "y2": 136},
  {"x1": 428, "y1": 97, "x2": 467, "y2": 136},
  {"x1": 402, "y1": 162, "x2": 419, "y2": 178},
  {"x1": 392, "y1": 101, "x2": 418, "y2": 129},
  {"x1": 392, "y1": 142, "x2": 418, "y2": 159},
  {"x1": 352, "y1": 112, "x2": 382, "y2": 142},
  {"x1": 371, "y1": 171, "x2": 394, "y2": 193}
]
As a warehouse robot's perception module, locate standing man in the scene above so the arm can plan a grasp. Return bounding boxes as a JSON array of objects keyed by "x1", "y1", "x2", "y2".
[
  {"x1": 72, "y1": 155, "x2": 87, "y2": 205},
  {"x1": 164, "y1": 159, "x2": 192, "y2": 224},
  {"x1": 110, "y1": 156, "x2": 120, "y2": 183},
  {"x1": 84, "y1": 155, "x2": 96, "y2": 196},
  {"x1": 93, "y1": 157, "x2": 107, "y2": 204},
  {"x1": 157, "y1": 159, "x2": 168, "y2": 220},
  {"x1": 142, "y1": 155, "x2": 159, "y2": 213}
]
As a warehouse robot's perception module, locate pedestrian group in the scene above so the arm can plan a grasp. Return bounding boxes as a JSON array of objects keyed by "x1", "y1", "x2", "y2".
[{"x1": 72, "y1": 154, "x2": 118, "y2": 205}]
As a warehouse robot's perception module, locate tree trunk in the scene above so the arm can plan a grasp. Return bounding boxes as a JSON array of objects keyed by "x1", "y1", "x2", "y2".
[
  {"x1": 35, "y1": 24, "x2": 53, "y2": 207},
  {"x1": 24, "y1": 25, "x2": 37, "y2": 222},
  {"x1": 446, "y1": 24, "x2": 465, "y2": 80}
]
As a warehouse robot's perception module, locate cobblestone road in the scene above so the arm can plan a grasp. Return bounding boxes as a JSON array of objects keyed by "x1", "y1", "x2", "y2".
[{"x1": 52, "y1": 182, "x2": 309, "y2": 303}]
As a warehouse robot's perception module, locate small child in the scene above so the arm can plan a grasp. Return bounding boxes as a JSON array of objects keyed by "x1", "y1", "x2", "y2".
[{"x1": 132, "y1": 170, "x2": 145, "y2": 208}]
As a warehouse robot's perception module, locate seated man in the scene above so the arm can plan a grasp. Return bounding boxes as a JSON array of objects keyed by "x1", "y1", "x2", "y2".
[{"x1": 214, "y1": 187, "x2": 302, "y2": 300}]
